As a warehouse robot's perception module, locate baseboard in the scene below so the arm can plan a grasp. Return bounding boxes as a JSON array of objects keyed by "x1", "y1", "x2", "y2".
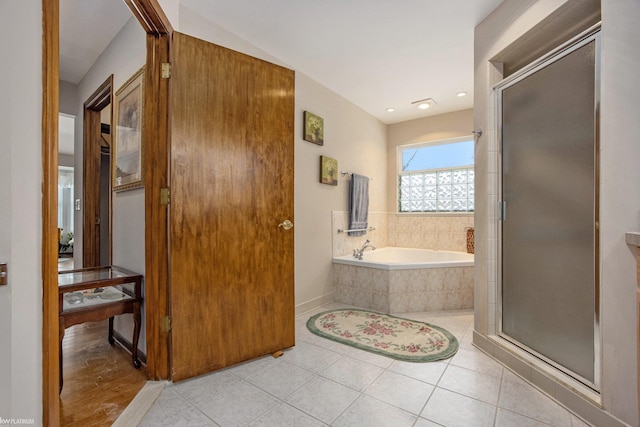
[
  {"x1": 112, "y1": 329, "x2": 147, "y2": 365},
  {"x1": 295, "y1": 291, "x2": 335, "y2": 316}
]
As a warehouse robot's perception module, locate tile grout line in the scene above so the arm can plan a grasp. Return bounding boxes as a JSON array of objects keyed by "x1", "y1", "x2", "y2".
[
  {"x1": 491, "y1": 365, "x2": 505, "y2": 427},
  {"x1": 416, "y1": 336, "x2": 458, "y2": 426},
  {"x1": 160, "y1": 384, "x2": 221, "y2": 426},
  {"x1": 291, "y1": 324, "x2": 430, "y2": 424}
]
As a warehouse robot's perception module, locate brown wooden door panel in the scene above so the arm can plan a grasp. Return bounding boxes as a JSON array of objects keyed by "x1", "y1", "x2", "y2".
[{"x1": 169, "y1": 32, "x2": 295, "y2": 382}]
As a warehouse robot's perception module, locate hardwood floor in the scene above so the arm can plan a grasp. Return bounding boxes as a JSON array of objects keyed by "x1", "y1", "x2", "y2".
[{"x1": 59, "y1": 319, "x2": 147, "y2": 426}]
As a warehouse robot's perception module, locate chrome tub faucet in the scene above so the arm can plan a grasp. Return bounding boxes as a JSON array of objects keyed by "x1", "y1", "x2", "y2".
[{"x1": 353, "y1": 239, "x2": 376, "y2": 260}]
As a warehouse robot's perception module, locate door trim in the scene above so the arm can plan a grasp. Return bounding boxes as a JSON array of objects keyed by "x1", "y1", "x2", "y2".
[
  {"x1": 83, "y1": 76, "x2": 113, "y2": 267},
  {"x1": 124, "y1": 0, "x2": 173, "y2": 34},
  {"x1": 42, "y1": 1, "x2": 172, "y2": 424},
  {"x1": 42, "y1": 0, "x2": 60, "y2": 423},
  {"x1": 142, "y1": 31, "x2": 172, "y2": 380}
]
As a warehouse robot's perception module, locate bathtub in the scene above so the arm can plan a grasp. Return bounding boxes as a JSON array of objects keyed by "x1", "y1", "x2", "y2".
[
  {"x1": 333, "y1": 247, "x2": 474, "y2": 270},
  {"x1": 332, "y1": 247, "x2": 474, "y2": 313}
]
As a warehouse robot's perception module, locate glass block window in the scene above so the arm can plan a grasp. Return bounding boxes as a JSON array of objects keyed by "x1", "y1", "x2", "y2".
[{"x1": 398, "y1": 137, "x2": 474, "y2": 213}]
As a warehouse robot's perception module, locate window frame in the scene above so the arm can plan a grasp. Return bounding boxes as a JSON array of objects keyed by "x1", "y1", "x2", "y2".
[{"x1": 397, "y1": 135, "x2": 475, "y2": 214}]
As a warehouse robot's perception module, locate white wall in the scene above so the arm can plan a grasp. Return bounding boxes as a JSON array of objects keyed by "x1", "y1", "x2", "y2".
[
  {"x1": 474, "y1": 1, "x2": 639, "y2": 425},
  {"x1": 599, "y1": 0, "x2": 640, "y2": 423},
  {"x1": 294, "y1": 74, "x2": 387, "y2": 310},
  {"x1": 179, "y1": 5, "x2": 388, "y2": 314},
  {"x1": 73, "y1": 16, "x2": 147, "y2": 351},
  {"x1": 158, "y1": 0, "x2": 180, "y2": 30},
  {"x1": 59, "y1": 80, "x2": 79, "y2": 116},
  {"x1": 0, "y1": 1, "x2": 43, "y2": 422}
]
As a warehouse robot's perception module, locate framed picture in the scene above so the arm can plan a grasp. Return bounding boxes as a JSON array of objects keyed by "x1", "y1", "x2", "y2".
[
  {"x1": 320, "y1": 155, "x2": 338, "y2": 186},
  {"x1": 304, "y1": 111, "x2": 324, "y2": 145},
  {"x1": 113, "y1": 66, "x2": 145, "y2": 192}
]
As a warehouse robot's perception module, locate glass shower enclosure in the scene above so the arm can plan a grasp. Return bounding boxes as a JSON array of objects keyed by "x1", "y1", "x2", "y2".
[{"x1": 497, "y1": 28, "x2": 600, "y2": 389}]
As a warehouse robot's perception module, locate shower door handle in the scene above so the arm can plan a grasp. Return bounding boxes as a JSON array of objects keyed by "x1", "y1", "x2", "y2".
[{"x1": 499, "y1": 201, "x2": 506, "y2": 221}]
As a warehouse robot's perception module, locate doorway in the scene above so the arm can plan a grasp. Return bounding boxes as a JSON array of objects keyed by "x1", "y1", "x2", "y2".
[
  {"x1": 83, "y1": 77, "x2": 113, "y2": 267},
  {"x1": 497, "y1": 29, "x2": 600, "y2": 389},
  {"x1": 43, "y1": 1, "x2": 173, "y2": 423},
  {"x1": 99, "y1": 105, "x2": 111, "y2": 265},
  {"x1": 58, "y1": 113, "x2": 75, "y2": 270}
]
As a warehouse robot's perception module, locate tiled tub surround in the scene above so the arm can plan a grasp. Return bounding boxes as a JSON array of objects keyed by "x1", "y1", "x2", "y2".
[
  {"x1": 332, "y1": 212, "x2": 474, "y2": 313},
  {"x1": 333, "y1": 258, "x2": 474, "y2": 313},
  {"x1": 332, "y1": 211, "x2": 389, "y2": 257},
  {"x1": 388, "y1": 214, "x2": 474, "y2": 253},
  {"x1": 331, "y1": 211, "x2": 474, "y2": 257}
]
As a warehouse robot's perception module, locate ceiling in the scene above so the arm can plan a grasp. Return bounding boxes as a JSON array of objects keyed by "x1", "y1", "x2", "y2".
[
  {"x1": 60, "y1": 0, "x2": 132, "y2": 84},
  {"x1": 60, "y1": 0, "x2": 504, "y2": 124}
]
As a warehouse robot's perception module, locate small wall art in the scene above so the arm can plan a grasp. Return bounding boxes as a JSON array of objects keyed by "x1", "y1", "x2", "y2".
[
  {"x1": 320, "y1": 155, "x2": 338, "y2": 186},
  {"x1": 113, "y1": 66, "x2": 145, "y2": 191},
  {"x1": 304, "y1": 111, "x2": 324, "y2": 145}
]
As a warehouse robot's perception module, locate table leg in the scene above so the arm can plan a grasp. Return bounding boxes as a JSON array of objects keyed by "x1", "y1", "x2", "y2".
[
  {"x1": 108, "y1": 316, "x2": 115, "y2": 345},
  {"x1": 59, "y1": 317, "x2": 65, "y2": 393},
  {"x1": 132, "y1": 301, "x2": 141, "y2": 368}
]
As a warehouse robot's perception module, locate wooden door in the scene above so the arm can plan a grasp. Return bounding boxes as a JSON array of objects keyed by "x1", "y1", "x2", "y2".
[{"x1": 169, "y1": 32, "x2": 295, "y2": 381}]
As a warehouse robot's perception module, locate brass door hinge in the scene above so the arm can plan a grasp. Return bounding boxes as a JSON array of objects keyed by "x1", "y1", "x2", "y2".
[
  {"x1": 161, "y1": 62, "x2": 172, "y2": 79},
  {"x1": 161, "y1": 316, "x2": 171, "y2": 333},
  {"x1": 0, "y1": 263, "x2": 7, "y2": 286},
  {"x1": 160, "y1": 188, "x2": 170, "y2": 205}
]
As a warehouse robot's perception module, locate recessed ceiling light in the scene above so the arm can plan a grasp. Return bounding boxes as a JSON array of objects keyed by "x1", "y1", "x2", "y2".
[
  {"x1": 456, "y1": 91, "x2": 467, "y2": 97},
  {"x1": 386, "y1": 108, "x2": 395, "y2": 112},
  {"x1": 417, "y1": 103, "x2": 430, "y2": 110}
]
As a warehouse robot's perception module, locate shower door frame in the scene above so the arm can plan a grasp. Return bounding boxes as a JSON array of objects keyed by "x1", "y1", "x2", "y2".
[{"x1": 495, "y1": 25, "x2": 601, "y2": 392}]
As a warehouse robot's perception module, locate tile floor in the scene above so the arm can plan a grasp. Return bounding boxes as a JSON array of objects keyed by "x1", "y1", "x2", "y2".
[{"x1": 139, "y1": 303, "x2": 591, "y2": 427}]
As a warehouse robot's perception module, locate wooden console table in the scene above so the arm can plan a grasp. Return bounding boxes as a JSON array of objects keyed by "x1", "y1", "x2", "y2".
[{"x1": 58, "y1": 265, "x2": 143, "y2": 391}]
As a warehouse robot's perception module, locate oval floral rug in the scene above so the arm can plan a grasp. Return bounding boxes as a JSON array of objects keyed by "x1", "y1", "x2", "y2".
[{"x1": 307, "y1": 308, "x2": 458, "y2": 362}]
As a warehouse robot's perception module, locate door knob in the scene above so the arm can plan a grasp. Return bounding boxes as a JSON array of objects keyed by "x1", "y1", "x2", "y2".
[{"x1": 278, "y1": 220, "x2": 294, "y2": 231}]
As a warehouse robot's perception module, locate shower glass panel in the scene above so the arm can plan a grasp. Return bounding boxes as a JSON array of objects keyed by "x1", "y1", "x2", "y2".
[{"x1": 499, "y1": 36, "x2": 598, "y2": 386}]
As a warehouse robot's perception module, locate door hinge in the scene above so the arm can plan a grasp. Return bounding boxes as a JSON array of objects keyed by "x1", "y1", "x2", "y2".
[
  {"x1": 161, "y1": 63, "x2": 172, "y2": 79},
  {"x1": 160, "y1": 188, "x2": 171, "y2": 205},
  {"x1": 0, "y1": 263, "x2": 7, "y2": 286},
  {"x1": 161, "y1": 316, "x2": 171, "y2": 333}
]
